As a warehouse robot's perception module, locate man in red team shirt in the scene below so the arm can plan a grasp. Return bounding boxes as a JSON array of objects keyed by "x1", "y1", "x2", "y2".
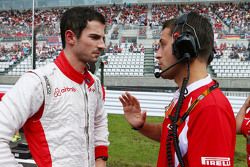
[
  {"x1": 236, "y1": 96, "x2": 250, "y2": 166},
  {"x1": 119, "y1": 12, "x2": 235, "y2": 167}
]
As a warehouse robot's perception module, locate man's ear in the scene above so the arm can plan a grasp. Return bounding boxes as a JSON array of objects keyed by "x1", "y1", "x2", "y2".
[{"x1": 65, "y1": 30, "x2": 76, "y2": 46}]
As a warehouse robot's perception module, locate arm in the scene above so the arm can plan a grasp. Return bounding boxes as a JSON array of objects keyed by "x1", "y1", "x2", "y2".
[
  {"x1": 236, "y1": 96, "x2": 250, "y2": 134},
  {"x1": 138, "y1": 122, "x2": 162, "y2": 142},
  {"x1": 119, "y1": 92, "x2": 162, "y2": 142},
  {"x1": 94, "y1": 81, "x2": 109, "y2": 166},
  {"x1": 0, "y1": 73, "x2": 44, "y2": 167}
]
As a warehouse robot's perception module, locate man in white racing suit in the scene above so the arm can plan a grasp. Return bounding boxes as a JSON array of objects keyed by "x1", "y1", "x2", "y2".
[{"x1": 0, "y1": 7, "x2": 109, "y2": 167}]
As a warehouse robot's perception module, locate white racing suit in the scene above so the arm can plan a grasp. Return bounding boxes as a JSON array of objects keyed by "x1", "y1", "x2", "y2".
[{"x1": 0, "y1": 51, "x2": 109, "y2": 167}]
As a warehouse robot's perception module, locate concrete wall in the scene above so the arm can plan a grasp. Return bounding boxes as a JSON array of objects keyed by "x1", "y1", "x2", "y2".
[
  {"x1": 105, "y1": 76, "x2": 250, "y2": 90},
  {"x1": 1, "y1": 75, "x2": 249, "y2": 90}
]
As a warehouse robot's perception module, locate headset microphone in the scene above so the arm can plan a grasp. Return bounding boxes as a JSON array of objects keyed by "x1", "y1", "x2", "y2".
[{"x1": 154, "y1": 54, "x2": 190, "y2": 78}]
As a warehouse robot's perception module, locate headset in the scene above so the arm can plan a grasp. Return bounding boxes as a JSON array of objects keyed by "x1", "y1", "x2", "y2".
[{"x1": 172, "y1": 13, "x2": 214, "y2": 64}]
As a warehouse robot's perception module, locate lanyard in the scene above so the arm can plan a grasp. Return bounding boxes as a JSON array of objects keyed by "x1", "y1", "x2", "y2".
[{"x1": 165, "y1": 80, "x2": 219, "y2": 126}]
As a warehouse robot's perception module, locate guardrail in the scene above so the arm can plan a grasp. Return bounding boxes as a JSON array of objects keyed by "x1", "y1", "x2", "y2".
[{"x1": 105, "y1": 90, "x2": 247, "y2": 117}]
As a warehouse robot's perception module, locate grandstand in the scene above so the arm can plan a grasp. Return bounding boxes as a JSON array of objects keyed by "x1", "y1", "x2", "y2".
[{"x1": 0, "y1": 1, "x2": 249, "y2": 88}]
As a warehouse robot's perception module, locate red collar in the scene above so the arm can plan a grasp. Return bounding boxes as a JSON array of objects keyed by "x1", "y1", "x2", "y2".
[{"x1": 54, "y1": 51, "x2": 94, "y2": 87}]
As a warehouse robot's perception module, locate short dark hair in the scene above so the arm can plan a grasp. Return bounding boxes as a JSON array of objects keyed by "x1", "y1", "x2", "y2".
[
  {"x1": 60, "y1": 7, "x2": 106, "y2": 48},
  {"x1": 162, "y1": 12, "x2": 214, "y2": 64},
  {"x1": 162, "y1": 18, "x2": 176, "y2": 34}
]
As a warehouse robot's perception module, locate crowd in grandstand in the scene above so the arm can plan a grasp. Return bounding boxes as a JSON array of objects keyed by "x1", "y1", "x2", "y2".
[
  {"x1": 212, "y1": 3, "x2": 249, "y2": 34},
  {"x1": 97, "y1": 4, "x2": 121, "y2": 25},
  {"x1": 0, "y1": 8, "x2": 64, "y2": 37},
  {"x1": 0, "y1": 2, "x2": 249, "y2": 76},
  {"x1": 0, "y1": 2, "x2": 249, "y2": 37},
  {"x1": 119, "y1": 4, "x2": 148, "y2": 26},
  {"x1": 106, "y1": 42, "x2": 145, "y2": 54},
  {"x1": 36, "y1": 42, "x2": 61, "y2": 62},
  {"x1": 149, "y1": 4, "x2": 178, "y2": 27},
  {"x1": 214, "y1": 42, "x2": 250, "y2": 61},
  {"x1": 0, "y1": 42, "x2": 30, "y2": 62}
]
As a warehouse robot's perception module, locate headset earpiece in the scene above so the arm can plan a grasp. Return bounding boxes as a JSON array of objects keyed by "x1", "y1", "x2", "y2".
[
  {"x1": 173, "y1": 32, "x2": 198, "y2": 59},
  {"x1": 172, "y1": 13, "x2": 200, "y2": 60}
]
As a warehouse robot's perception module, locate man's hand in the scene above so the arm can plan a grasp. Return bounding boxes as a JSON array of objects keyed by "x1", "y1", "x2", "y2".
[
  {"x1": 95, "y1": 158, "x2": 106, "y2": 167},
  {"x1": 119, "y1": 92, "x2": 146, "y2": 129}
]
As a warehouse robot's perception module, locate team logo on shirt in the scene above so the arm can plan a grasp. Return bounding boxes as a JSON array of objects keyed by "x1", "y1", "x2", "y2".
[
  {"x1": 201, "y1": 157, "x2": 230, "y2": 166},
  {"x1": 54, "y1": 87, "x2": 76, "y2": 97}
]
